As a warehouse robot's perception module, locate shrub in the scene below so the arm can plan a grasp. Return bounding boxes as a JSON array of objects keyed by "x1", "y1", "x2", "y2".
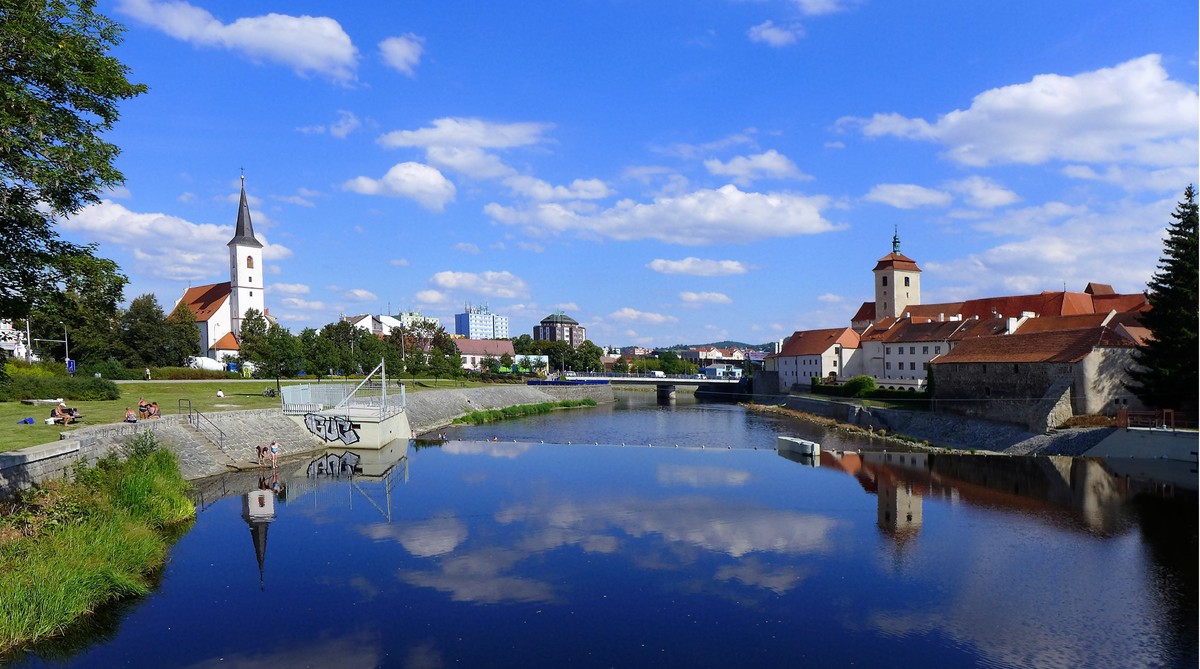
[
  {"x1": 842, "y1": 375, "x2": 878, "y2": 397},
  {"x1": 0, "y1": 375, "x2": 120, "y2": 402}
]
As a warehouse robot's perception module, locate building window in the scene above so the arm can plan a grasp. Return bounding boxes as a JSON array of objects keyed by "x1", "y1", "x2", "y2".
[
  {"x1": 922, "y1": 346, "x2": 928, "y2": 354},
  {"x1": 982, "y1": 364, "x2": 987, "y2": 373},
  {"x1": 832, "y1": 360, "x2": 838, "y2": 367},
  {"x1": 249, "y1": 291, "x2": 253, "y2": 297},
  {"x1": 935, "y1": 346, "x2": 941, "y2": 354},
  {"x1": 904, "y1": 277, "x2": 910, "y2": 287},
  {"x1": 885, "y1": 346, "x2": 891, "y2": 354},
  {"x1": 882, "y1": 276, "x2": 888, "y2": 286},
  {"x1": 909, "y1": 347, "x2": 915, "y2": 354},
  {"x1": 246, "y1": 256, "x2": 253, "y2": 269},
  {"x1": 1013, "y1": 364, "x2": 1019, "y2": 373},
  {"x1": 909, "y1": 362, "x2": 916, "y2": 370}
]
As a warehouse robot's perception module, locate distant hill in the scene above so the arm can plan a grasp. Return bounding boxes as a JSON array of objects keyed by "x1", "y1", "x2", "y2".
[{"x1": 660, "y1": 341, "x2": 775, "y2": 352}]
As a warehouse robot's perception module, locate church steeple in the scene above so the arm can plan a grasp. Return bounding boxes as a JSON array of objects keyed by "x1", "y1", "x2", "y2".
[
  {"x1": 228, "y1": 175, "x2": 263, "y2": 249},
  {"x1": 892, "y1": 225, "x2": 901, "y2": 254}
]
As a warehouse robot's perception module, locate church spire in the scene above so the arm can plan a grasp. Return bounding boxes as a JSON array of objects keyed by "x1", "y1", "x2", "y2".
[
  {"x1": 228, "y1": 175, "x2": 263, "y2": 249},
  {"x1": 892, "y1": 225, "x2": 901, "y2": 254}
]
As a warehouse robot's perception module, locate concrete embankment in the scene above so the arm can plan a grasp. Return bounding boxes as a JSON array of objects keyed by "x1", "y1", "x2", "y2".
[
  {"x1": 1, "y1": 384, "x2": 616, "y2": 496},
  {"x1": 773, "y1": 393, "x2": 1196, "y2": 458}
]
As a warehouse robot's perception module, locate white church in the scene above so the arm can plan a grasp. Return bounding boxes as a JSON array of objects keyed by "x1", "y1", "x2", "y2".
[{"x1": 175, "y1": 176, "x2": 268, "y2": 365}]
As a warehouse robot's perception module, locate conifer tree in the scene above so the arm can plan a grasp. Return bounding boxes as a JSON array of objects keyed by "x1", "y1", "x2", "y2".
[{"x1": 1127, "y1": 186, "x2": 1198, "y2": 414}]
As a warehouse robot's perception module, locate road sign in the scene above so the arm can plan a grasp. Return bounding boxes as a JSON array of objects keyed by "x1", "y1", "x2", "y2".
[{"x1": 67, "y1": 359, "x2": 76, "y2": 374}]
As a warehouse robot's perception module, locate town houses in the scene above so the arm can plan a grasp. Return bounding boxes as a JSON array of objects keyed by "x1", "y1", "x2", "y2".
[{"x1": 765, "y1": 231, "x2": 1150, "y2": 429}]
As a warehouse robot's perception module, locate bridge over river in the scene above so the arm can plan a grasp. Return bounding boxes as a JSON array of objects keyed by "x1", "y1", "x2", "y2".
[{"x1": 533, "y1": 372, "x2": 744, "y2": 402}]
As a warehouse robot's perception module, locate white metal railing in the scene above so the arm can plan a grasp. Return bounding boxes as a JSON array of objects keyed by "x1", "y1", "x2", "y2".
[{"x1": 281, "y1": 360, "x2": 406, "y2": 420}]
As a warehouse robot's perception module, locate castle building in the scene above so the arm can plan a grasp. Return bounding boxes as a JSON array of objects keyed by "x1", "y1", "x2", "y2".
[
  {"x1": 873, "y1": 228, "x2": 922, "y2": 321},
  {"x1": 176, "y1": 176, "x2": 267, "y2": 361}
]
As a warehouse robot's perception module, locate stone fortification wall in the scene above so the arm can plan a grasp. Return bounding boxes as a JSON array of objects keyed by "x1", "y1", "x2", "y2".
[{"x1": 405, "y1": 383, "x2": 614, "y2": 434}]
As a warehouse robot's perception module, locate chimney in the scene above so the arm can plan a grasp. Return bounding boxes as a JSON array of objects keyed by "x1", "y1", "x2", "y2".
[{"x1": 938, "y1": 313, "x2": 944, "y2": 322}]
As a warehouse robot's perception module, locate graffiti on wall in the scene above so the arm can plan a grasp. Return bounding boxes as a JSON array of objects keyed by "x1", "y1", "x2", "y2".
[
  {"x1": 304, "y1": 413, "x2": 360, "y2": 445},
  {"x1": 307, "y1": 451, "x2": 361, "y2": 478}
]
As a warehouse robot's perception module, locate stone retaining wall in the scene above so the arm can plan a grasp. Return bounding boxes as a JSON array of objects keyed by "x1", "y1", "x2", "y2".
[{"x1": 1, "y1": 384, "x2": 615, "y2": 497}]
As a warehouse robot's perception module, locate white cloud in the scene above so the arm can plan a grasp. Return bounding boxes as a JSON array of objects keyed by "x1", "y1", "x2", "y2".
[
  {"x1": 504, "y1": 175, "x2": 611, "y2": 201},
  {"x1": 177, "y1": 191, "x2": 196, "y2": 203},
  {"x1": 793, "y1": 0, "x2": 853, "y2": 15},
  {"x1": 748, "y1": 20, "x2": 803, "y2": 47},
  {"x1": 430, "y1": 271, "x2": 529, "y2": 299},
  {"x1": 345, "y1": 288, "x2": 377, "y2": 302},
  {"x1": 115, "y1": 0, "x2": 358, "y2": 83},
  {"x1": 426, "y1": 146, "x2": 516, "y2": 179},
  {"x1": 946, "y1": 176, "x2": 1020, "y2": 209},
  {"x1": 680, "y1": 291, "x2": 732, "y2": 305},
  {"x1": 517, "y1": 241, "x2": 545, "y2": 253},
  {"x1": 379, "y1": 34, "x2": 424, "y2": 77},
  {"x1": 280, "y1": 297, "x2": 327, "y2": 310},
  {"x1": 486, "y1": 184, "x2": 838, "y2": 245},
  {"x1": 415, "y1": 289, "x2": 448, "y2": 304},
  {"x1": 454, "y1": 242, "x2": 480, "y2": 254},
  {"x1": 864, "y1": 183, "x2": 952, "y2": 209},
  {"x1": 389, "y1": 258, "x2": 410, "y2": 266},
  {"x1": 609, "y1": 308, "x2": 678, "y2": 325},
  {"x1": 816, "y1": 293, "x2": 842, "y2": 303},
  {"x1": 272, "y1": 193, "x2": 316, "y2": 207},
  {"x1": 329, "y1": 110, "x2": 361, "y2": 139},
  {"x1": 60, "y1": 200, "x2": 292, "y2": 282},
  {"x1": 704, "y1": 150, "x2": 807, "y2": 185},
  {"x1": 270, "y1": 283, "x2": 310, "y2": 295},
  {"x1": 656, "y1": 129, "x2": 758, "y2": 160},
  {"x1": 1060, "y1": 164, "x2": 1197, "y2": 193},
  {"x1": 926, "y1": 197, "x2": 1170, "y2": 298},
  {"x1": 379, "y1": 117, "x2": 552, "y2": 150},
  {"x1": 845, "y1": 55, "x2": 1198, "y2": 168},
  {"x1": 342, "y1": 162, "x2": 456, "y2": 211},
  {"x1": 657, "y1": 465, "x2": 751, "y2": 488},
  {"x1": 647, "y1": 257, "x2": 748, "y2": 276}
]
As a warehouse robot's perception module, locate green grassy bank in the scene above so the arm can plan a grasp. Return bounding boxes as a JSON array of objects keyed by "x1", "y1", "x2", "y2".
[
  {"x1": 453, "y1": 399, "x2": 597, "y2": 425},
  {"x1": 0, "y1": 432, "x2": 195, "y2": 653}
]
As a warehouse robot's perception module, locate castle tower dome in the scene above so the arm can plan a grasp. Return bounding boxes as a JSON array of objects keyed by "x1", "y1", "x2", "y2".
[
  {"x1": 873, "y1": 227, "x2": 922, "y2": 320},
  {"x1": 228, "y1": 175, "x2": 265, "y2": 336}
]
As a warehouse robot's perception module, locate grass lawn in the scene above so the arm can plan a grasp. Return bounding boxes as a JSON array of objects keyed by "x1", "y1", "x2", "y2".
[{"x1": 0, "y1": 377, "x2": 487, "y2": 454}]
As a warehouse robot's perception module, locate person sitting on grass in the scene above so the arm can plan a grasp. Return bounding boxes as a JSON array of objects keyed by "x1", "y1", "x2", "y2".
[
  {"x1": 124, "y1": 407, "x2": 138, "y2": 423},
  {"x1": 147, "y1": 402, "x2": 161, "y2": 419}
]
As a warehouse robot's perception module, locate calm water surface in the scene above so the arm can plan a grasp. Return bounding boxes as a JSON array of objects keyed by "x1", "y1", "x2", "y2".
[{"x1": 8, "y1": 391, "x2": 1196, "y2": 668}]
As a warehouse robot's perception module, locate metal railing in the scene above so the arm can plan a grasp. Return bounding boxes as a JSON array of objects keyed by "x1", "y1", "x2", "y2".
[{"x1": 187, "y1": 407, "x2": 227, "y2": 454}]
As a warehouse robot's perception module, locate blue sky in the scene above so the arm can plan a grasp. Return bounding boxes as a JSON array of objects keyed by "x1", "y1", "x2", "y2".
[{"x1": 65, "y1": 0, "x2": 1198, "y2": 347}]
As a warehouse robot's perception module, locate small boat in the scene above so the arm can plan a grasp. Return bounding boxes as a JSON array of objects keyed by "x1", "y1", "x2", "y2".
[{"x1": 776, "y1": 436, "x2": 821, "y2": 457}]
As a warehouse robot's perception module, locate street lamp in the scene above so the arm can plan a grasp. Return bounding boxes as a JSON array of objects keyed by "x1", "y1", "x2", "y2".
[{"x1": 60, "y1": 322, "x2": 70, "y2": 373}]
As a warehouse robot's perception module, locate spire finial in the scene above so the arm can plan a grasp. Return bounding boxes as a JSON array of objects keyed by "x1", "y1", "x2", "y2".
[{"x1": 892, "y1": 225, "x2": 901, "y2": 254}]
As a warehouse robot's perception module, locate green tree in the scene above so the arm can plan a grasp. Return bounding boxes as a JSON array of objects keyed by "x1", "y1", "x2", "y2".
[
  {"x1": 163, "y1": 301, "x2": 201, "y2": 367},
  {"x1": 1127, "y1": 186, "x2": 1199, "y2": 413},
  {"x1": 499, "y1": 352, "x2": 514, "y2": 374},
  {"x1": 0, "y1": 0, "x2": 146, "y2": 319},
  {"x1": 240, "y1": 309, "x2": 299, "y2": 395},
  {"x1": 572, "y1": 341, "x2": 604, "y2": 372},
  {"x1": 119, "y1": 294, "x2": 170, "y2": 367},
  {"x1": 25, "y1": 254, "x2": 127, "y2": 366},
  {"x1": 511, "y1": 333, "x2": 535, "y2": 355},
  {"x1": 300, "y1": 327, "x2": 336, "y2": 382}
]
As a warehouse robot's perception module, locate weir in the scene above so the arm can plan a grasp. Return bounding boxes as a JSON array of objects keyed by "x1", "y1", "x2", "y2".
[{"x1": 281, "y1": 360, "x2": 411, "y2": 449}]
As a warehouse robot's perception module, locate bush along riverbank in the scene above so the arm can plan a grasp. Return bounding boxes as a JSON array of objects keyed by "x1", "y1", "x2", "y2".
[
  {"x1": 453, "y1": 399, "x2": 597, "y2": 425},
  {"x1": 0, "y1": 431, "x2": 195, "y2": 654}
]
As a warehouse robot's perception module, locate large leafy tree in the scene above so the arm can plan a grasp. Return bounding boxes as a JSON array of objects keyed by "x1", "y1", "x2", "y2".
[
  {"x1": 1127, "y1": 186, "x2": 1199, "y2": 414},
  {"x1": 163, "y1": 301, "x2": 201, "y2": 367},
  {"x1": 0, "y1": 0, "x2": 146, "y2": 319},
  {"x1": 119, "y1": 293, "x2": 170, "y2": 367}
]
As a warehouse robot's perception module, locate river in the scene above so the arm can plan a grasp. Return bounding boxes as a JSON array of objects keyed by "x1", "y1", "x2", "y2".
[{"x1": 6, "y1": 390, "x2": 1196, "y2": 668}]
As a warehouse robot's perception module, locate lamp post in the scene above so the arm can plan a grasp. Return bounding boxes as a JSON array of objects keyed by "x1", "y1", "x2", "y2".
[{"x1": 61, "y1": 322, "x2": 70, "y2": 373}]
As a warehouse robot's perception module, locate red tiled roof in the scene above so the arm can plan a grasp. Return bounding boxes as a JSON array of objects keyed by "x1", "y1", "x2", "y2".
[
  {"x1": 776, "y1": 328, "x2": 859, "y2": 356},
  {"x1": 931, "y1": 327, "x2": 1134, "y2": 364},
  {"x1": 956, "y1": 292, "x2": 1095, "y2": 320},
  {"x1": 1084, "y1": 282, "x2": 1115, "y2": 295},
  {"x1": 178, "y1": 282, "x2": 230, "y2": 323},
  {"x1": 873, "y1": 252, "x2": 921, "y2": 272},
  {"x1": 851, "y1": 301, "x2": 875, "y2": 324},
  {"x1": 1011, "y1": 312, "x2": 1110, "y2": 335},
  {"x1": 454, "y1": 339, "x2": 516, "y2": 357},
  {"x1": 212, "y1": 331, "x2": 239, "y2": 351},
  {"x1": 1092, "y1": 293, "x2": 1149, "y2": 313}
]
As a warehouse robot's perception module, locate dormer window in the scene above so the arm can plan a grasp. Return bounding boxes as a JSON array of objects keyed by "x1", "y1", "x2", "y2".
[{"x1": 246, "y1": 256, "x2": 254, "y2": 269}]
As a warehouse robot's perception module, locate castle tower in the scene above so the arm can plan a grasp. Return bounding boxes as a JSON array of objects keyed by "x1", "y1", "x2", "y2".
[
  {"x1": 228, "y1": 176, "x2": 264, "y2": 335},
  {"x1": 873, "y1": 228, "x2": 921, "y2": 320}
]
